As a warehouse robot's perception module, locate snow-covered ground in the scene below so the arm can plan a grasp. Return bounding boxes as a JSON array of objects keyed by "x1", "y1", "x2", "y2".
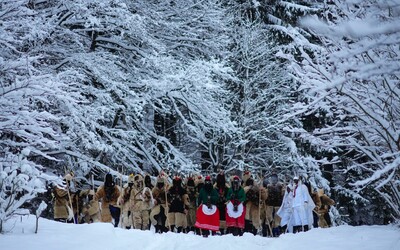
[{"x1": 1, "y1": 216, "x2": 399, "y2": 250}]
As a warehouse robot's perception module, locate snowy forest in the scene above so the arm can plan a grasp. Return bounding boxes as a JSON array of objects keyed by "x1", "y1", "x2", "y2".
[{"x1": 1, "y1": 0, "x2": 399, "y2": 232}]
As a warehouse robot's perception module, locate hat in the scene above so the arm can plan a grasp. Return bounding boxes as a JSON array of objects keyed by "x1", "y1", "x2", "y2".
[
  {"x1": 233, "y1": 175, "x2": 240, "y2": 181},
  {"x1": 128, "y1": 174, "x2": 135, "y2": 183},
  {"x1": 205, "y1": 176, "x2": 211, "y2": 181},
  {"x1": 64, "y1": 173, "x2": 73, "y2": 181},
  {"x1": 293, "y1": 176, "x2": 299, "y2": 180},
  {"x1": 134, "y1": 174, "x2": 144, "y2": 182},
  {"x1": 242, "y1": 171, "x2": 251, "y2": 183},
  {"x1": 195, "y1": 175, "x2": 204, "y2": 186}
]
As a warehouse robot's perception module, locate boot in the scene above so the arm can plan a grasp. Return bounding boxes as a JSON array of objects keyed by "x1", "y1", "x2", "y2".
[
  {"x1": 272, "y1": 227, "x2": 280, "y2": 237},
  {"x1": 244, "y1": 220, "x2": 252, "y2": 233}
]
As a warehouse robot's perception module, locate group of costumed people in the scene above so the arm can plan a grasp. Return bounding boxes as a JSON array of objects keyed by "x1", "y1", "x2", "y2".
[{"x1": 52, "y1": 170, "x2": 335, "y2": 237}]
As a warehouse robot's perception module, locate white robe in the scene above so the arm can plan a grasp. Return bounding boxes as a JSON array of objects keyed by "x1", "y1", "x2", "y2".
[{"x1": 277, "y1": 182, "x2": 315, "y2": 232}]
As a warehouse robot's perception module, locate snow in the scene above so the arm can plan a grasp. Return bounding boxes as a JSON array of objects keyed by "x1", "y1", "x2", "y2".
[{"x1": 0, "y1": 216, "x2": 399, "y2": 250}]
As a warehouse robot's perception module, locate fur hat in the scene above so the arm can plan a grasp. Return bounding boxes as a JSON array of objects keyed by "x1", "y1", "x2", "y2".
[
  {"x1": 128, "y1": 174, "x2": 135, "y2": 184},
  {"x1": 64, "y1": 173, "x2": 73, "y2": 181},
  {"x1": 194, "y1": 175, "x2": 204, "y2": 186},
  {"x1": 242, "y1": 170, "x2": 251, "y2": 183},
  {"x1": 134, "y1": 174, "x2": 144, "y2": 182}
]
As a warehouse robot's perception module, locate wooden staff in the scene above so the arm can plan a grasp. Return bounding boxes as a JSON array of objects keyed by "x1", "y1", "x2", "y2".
[
  {"x1": 72, "y1": 175, "x2": 79, "y2": 224},
  {"x1": 119, "y1": 167, "x2": 123, "y2": 228},
  {"x1": 92, "y1": 174, "x2": 101, "y2": 221},
  {"x1": 64, "y1": 168, "x2": 76, "y2": 224},
  {"x1": 164, "y1": 177, "x2": 172, "y2": 231},
  {"x1": 259, "y1": 172, "x2": 273, "y2": 236}
]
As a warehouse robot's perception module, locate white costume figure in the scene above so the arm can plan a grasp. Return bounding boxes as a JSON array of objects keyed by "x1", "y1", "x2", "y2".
[{"x1": 277, "y1": 176, "x2": 315, "y2": 233}]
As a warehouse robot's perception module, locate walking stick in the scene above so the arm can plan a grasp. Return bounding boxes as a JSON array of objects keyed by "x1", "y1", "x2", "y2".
[
  {"x1": 265, "y1": 212, "x2": 274, "y2": 237},
  {"x1": 259, "y1": 172, "x2": 273, "y2": 236},
  {"x1": 164, "y1": 178, "x2": 172, "y2": 232},
  {"x1": 257, "y1": 174, "x2": 263, "y2": 235},
  {"x1": 66, "y1": 188, "x2": 75, "y2": 223},
  {"x1": 72, "y1": 176, "x2": 79, "y2": 224},
  {"x1": 91, "y1": 174, "x2": 100, "y2": 222},
  {"x1": 64, "y1": 169, "x2": 77, "y2": 224},
  {"x1": 119, "y1": 167, "x2": 124, "y2": 228}
]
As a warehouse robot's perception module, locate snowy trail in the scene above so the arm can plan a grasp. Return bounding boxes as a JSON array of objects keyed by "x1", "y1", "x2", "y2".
[{"x1": 0, "y1": 216, "x2": 399, "y2": 250}]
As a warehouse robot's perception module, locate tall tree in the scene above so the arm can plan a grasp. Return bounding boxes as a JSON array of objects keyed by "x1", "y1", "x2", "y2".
[{"x1": 286, "y1": 0, "x2": 400, "y2": 222}]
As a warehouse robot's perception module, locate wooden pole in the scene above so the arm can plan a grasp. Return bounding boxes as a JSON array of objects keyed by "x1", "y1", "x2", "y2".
[
  {"x1": 164, "y1": 178, "x2": 171, "y2": 232},
  {"x1": 92, "y1": 174, "x2": 101, "y2": 222},
  {"x1": 260, "y1": 172, "x2": 273, "y2": 237},
  {"x1": 119, "y1": 167, "x2": 123, "y2": 228},
  {"x1": 72, "y1": 176, "x2": 79, "y2": 224}
]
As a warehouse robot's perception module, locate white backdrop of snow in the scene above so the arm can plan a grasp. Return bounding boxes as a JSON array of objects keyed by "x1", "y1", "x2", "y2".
[{"x1": 0, "y1": 216, "x2": 399, "y2": 250}]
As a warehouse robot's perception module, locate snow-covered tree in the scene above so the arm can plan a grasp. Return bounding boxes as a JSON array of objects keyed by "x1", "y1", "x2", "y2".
[
  {"x1": 0, "y1": 152, "x2": 47, "y2": 233},
  {"x1": 284, "y1": 0, "x2": 400, "y2": 221},
  {"x1": 0, "y1": 0, "x2": 70, "y2": 228},
  {"x1": 222, "y1": 6, "x2": 296, "y2": 176},
  {"x1": 2, "y1": 0, "x2": 237, "y2": 180}
]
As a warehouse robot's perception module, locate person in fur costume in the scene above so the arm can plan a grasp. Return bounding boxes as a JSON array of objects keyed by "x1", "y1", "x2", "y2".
[
  {"x1": 150, "y1": 174, "x2": 169, "y2": 233},
  {"x1": 214, "y1": 172, "x2": 229, "y2": 235},
  {"x1": 310, "y1": 188, "x2": 322, "y2": 228},
  {"x1": 185, "y1": 177, "x2": 197, "y2": 233},
  {"x1": 80, "y1": 189, "x2": 100, "y2": 223},
  {"x1": 53, "y1": 174, "x2": 74, "y2": 223},
  {"x1": 131, "y1": 174, "x2": 151, "y2": 230},
  {"x1": 226, "y1": 175, "x2": 246, "y2": 236},
  {"x1": 140, "y1": 186, "x2": 155, "y2": 230},
  {"x1": 118, "y1": 174, "x2": 138, "y2": 229},
  {"x1": 195, "y1": 175, "x2": 219, "y2": 237},
  {"x1": 265, "y1": 173, "x2": 285, "y2": 236},
  {"x1": 243, "y1": 176, "x2": 267, "y2": 235},
  {"x1": 318, "y1": 191, "x2": 335, "y2": 228},
  {"x1": 167, "y1": 176, "x2": 189, "y2": 233},
  {"x1": 95, "y1": 173, "x2": 121, "y2": 227}
]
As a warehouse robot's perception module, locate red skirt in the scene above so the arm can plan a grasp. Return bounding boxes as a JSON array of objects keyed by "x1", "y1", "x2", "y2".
[
  {"x1": 195, "y1": 204, "x2": 220, "y2": 231},
  {"x1": 225, "y1": 202, "x2": 246, "y2": 229}
]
